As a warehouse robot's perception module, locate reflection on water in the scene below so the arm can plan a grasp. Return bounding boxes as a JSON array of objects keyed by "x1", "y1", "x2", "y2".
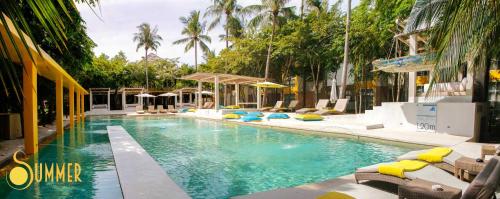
[{"x1": 0, "y1": 119, "x2": 122, "y2": 199}]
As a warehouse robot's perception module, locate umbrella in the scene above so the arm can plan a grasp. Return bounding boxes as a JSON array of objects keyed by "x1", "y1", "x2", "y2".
[
  {"x1": 252, "y1": 81, "x2": 286, "y2": 88},
  {"x1": 330, "y1": 78, "x2": 338, "y2": 102},
  {"x1": 135, "y1": 93, "x2": 157, "y2": 98},
  {"x1": 158, "y1": 92, "x2": 178, "y2": 97}
]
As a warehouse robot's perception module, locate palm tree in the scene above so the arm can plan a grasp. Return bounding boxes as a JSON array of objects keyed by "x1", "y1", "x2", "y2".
[
  {"x1": 173, "y1": 10, "x2": 212, "y2": 71},
  {"x1": 244, "y1": 0, "x2": 295, "y2": 81},
  {"x1": 133, "y1": 23, "x2": 162, "y2": 92},
  {"x1": 339, "y1": 0, "x2": 351, "y2": 99},
  {"x1": 0, "y1": 0, "x2": 96, "y2": 101},
  {"x1": 405, "y1": 0, "x2": 500, "y2": 94},
  {"x1": 205, "y1": 0, "x2": 242, "y2": 48}
]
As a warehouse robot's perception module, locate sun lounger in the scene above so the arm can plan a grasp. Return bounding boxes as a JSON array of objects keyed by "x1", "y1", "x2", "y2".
[
  {"x1": 397, "y1": 147, "x2": 464, "y2": 173},
  {"x1": 296, "y1": 99, "x2": 329, "y2": 114},
  {"x1": 283, "y1": 100, "x2": 298, "y2": 112},
  {"x1": 157, "y1": 105, "x2": 168, "y2": 113},
  {"x1": 167, "y1": 105, "x2": 177, "y2": 113},
  {"x1": 314, "y1": 98, "x2": 348, "y2": 115},
  {"x1": 355, "y1": 157, "x2": 500, "y2": 198},
  {"x1": 136, "y1": 105, "x2": 145, "y2": 114},
  {"x1": 264, "y1": 101, "x2": 283, "y2": 112},
  {"x1": 148, "y1": 105, "x2": 157, "y2": 114},
  {"x1": 202, "y1": 102, "x2": 214, "y2": 109}
]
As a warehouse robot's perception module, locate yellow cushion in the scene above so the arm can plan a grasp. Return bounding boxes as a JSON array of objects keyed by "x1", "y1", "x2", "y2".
[
  {"x1": 187, "y1": 108, "x2": 196, "y2": 112},
  {"x1": 417, "y1": 147, "x2": 452, "y2": 163},
  {"x1": 378, "y1": 160, "x2": 428, "y2": 178},
  {"x1": 295, "y1": 114, "x2": 323, "y2": 121},
  {"x1": 225, "y1": 105, "x2": 241, "y2": 109},
  {"x1": 223, "y1": 113, "x2": 241, "y2": 119},
  {"x1": 316, "y1": 192, "x2": 354, "y2": 199}
]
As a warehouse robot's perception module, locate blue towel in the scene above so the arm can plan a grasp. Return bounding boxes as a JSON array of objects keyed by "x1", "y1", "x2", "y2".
[
  {"x1": 267, "y1": 113, "x2": 289, "y2": 119},
  {"x1": 241, "y1": 115, "x2": 262, "y2": 122},
  {"x1": 233, "y1": 110, "x2": 248, "y2": 115}
]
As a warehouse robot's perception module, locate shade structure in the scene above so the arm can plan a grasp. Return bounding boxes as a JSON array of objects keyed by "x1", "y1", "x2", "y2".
[
  {"x1": 158, "y1": 92, "x2": 178, "y2": 97},
  {"x1": 135, "y1": 93, "x2": 157, "y2": 98},
  {"x1": 197, "y1": 91, "x2": 214, "y2": 95},
  {"x1": 373, "y1": 53, "x2": 436, "y2": 73},
  {"x1": 251, "y1": 81, "x2": 286, "y2": 88}
]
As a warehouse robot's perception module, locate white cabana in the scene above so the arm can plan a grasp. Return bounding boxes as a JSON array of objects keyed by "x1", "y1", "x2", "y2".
[
  {"x1": 119, "y1": 88, "x2": 144, "y2": 110},
  {"x1": 89, "y1": 88, "x2": 110, "y2": 111}
]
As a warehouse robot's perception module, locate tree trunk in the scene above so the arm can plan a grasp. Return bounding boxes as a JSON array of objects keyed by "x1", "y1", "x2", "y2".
[
  {"x1": 339, "y1": 0, "x2": 351, "y2": 99},
  {"x1": 145, "y1": 48, "x2": 149, "y2": 91},
  {"x1": 195, "y1": 40, "x2": 198, "y2": 71},
  {"x1": 265, "y1": 16, "x2": 277, "y2": 81},
  {"x1": 225, "y1": 14, "x2": 230, "y2": 48}
]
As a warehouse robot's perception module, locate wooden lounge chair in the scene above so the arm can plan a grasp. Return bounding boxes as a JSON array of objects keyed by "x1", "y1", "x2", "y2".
[
  {"x1": 296, "y1": 99, "x2": 329, "y2": 114},
  {"x1": 202, "y1": 102, "x2": 214, "y2": 109},
  {"x1": 167, "y1": 105, "x2": 177, "y2": 113},
  {"x1": 136, "y1": 105, "x2": 145, "y2": 114},
  {"x1": 283, "y1": 100, "x2": 298, "y2": 112},
  {"x1": 314, "y1": 98, "x2": 349, "y2": 115},
  {"x1": 265, "y1": 101, "x2": 283, "y2": 112},
  {"x1": 148, "y1": 105, "x2": 157, "y2": 114},
  {"x1": 355, "y1": 157, "x2": 500, "y2": 198},
  {"x1": 157, "y1": 105, "x2": 167, "y2": 113}
]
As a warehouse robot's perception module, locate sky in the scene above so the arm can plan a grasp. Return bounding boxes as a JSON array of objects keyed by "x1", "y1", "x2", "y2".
[{"x1": 77, "y1": 0, "x2": 360, "y2": 65}]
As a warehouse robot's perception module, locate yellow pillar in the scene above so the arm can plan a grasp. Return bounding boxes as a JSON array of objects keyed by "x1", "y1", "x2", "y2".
[
  {"x1": 56, "y1": 75, "x2": 64, "y2": 135},
  {"x1": 81, "y1": 92, "x2": 85, "y2": 120},
  {"x1": 69, "y1": 85, "x2": 74, "y2": 127},
  {"x1": 76, "y1": 89, "x2": 81, "y2": 122},
  {"x1": 23, "y1": 61, "x2": 38, "y2": 154}
]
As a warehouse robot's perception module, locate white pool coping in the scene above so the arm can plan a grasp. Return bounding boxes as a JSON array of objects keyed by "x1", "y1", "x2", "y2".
[{"x1": 107, "y1": 126, "x2": 191, "y2": 199}]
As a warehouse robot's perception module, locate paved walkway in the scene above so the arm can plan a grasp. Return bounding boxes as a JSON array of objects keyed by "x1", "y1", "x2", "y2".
[{"x1": 107, "y1": 126, "x2": 190, "y2": 199}]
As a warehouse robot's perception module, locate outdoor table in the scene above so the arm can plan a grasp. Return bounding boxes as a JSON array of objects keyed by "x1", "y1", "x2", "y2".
[{"x1": 454, "y1": 156, "x2": 486, "y2": 181}]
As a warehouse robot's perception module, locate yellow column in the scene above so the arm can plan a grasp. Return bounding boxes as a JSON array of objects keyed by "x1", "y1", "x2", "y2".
[
  {"x1": 23, "y1": 61, "x2": 38, "y2": 154},
  {"x1": 76, "y1": 89, "x2": 81, "y2": 122},
  {"x1": 81, "y1": 92, "x2": 85, "y2": 120},
  {"x1": 69, "y1": 85, "x2": 74, "y2": 127},
  {"x1": 56, "y1": 75, "x2": 64, "y2": 135}
]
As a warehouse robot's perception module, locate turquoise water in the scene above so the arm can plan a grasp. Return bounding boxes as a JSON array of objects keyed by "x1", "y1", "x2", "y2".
[
  {"x1": 0, "y1": 116, "x2": 417, "y2": 199},
  {"x1": 113, "y1": 116, "x2": 416, "y2": 199},
  {"x1": 0, "y1": 121, "x2": 122, "y2": 199}
]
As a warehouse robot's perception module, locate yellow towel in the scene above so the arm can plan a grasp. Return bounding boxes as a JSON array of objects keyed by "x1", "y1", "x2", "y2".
[
  {"x1": 187, "y1": 108, "x2": 196, "y2": 112},
  {"x1": 223, "y1": 113, "x2": 240, "y2": 119},
  {"x1": 378, "y1": 160, "x2": 428, "y2": 178},
  {"x1": 225, "y1": 105, "x2": 240, "y2": 109},
  {"x1": 316, "y1": 192, "x2": 355, "y2": 199},
  {"x1": 417, "y1": 147, "x2": 452, "y2": 163},
  {"x1": 295, "y1": 114, "x2": 324, "y2": 121}
]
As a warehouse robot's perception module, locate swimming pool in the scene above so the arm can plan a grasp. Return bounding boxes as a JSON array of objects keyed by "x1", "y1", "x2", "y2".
[
  {"x1": 0, "y1": 116, "x2": 417, "y2": 199},
  {"x1": 114, "y1": 116, "x2": 415, "y2": 199}
]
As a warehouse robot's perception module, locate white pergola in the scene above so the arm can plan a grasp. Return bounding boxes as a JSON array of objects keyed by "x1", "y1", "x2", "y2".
[
  {"x1": 89, "y1": 88, "x2": 110, "y2": 111},
  {"x1": 179, "y1": 73, "x2": 265, "y2": 110},
  {"x1": 118, "y1": 88, "x2": 144, "y2": 110},
  {"x1": 172, "y1": 88, "x2": 198, "y2": 108}
]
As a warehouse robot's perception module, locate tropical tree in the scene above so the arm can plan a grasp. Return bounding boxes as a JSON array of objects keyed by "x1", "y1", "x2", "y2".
[
  {"x1": 173, "y1": 10, "x2": 212, "y2": 71},
  {"x1": 338, "y1": 0, "x2": 352, "y2": 99},
  {"x1": 133, "y1": 23, "x2": 162, "y2": 91},
  {"x1": 405, "y1": 0, "x2": 500, "y2": 94},
  {"x1": 244, "y1": 0, "x2": 295, "y2": 81},
  {"x1": 205, "y1": 0, "x2": 243, "y2": 48}
]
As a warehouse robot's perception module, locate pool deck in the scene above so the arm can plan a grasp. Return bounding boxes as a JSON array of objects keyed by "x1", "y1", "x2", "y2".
[
  {"x1": 179, "y1": 112, "x2": 471, "y2": 147},
  {"x1": 107, "y1": 126, "x2": 190, "y2": 199}
]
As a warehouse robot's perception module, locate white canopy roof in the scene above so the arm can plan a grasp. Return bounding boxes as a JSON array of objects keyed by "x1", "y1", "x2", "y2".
[
  {"x1": 158, "y1": 92, "x2": 178, "y2": 97},
  {"x1": 135, "y1": 93, "x2": 156, "y2": 98}
]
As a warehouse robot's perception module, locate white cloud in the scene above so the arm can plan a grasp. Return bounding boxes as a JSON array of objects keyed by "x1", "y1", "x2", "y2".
[{"x1": 77, "y1": 0, "x2": 359, "y2": 65}]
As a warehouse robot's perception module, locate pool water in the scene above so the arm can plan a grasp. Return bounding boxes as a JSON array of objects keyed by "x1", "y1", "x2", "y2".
[
  {"x1": 115, "y1": 116, "x2": 416, "y2": 199},
  {"x1": 0, "y1": 116, "x2": 417, "y2": 199},
  {"x1": 0, "y1": 120, "x2": 122, "y2": 199}
]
